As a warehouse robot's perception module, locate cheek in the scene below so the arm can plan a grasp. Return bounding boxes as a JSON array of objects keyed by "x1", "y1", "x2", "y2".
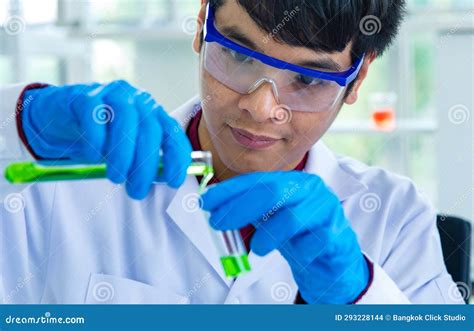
[
  {"x1": 200, "y1": 68, "x2": 237, "y2": 107},
  {"x1": 200, "y1": 69, "x2": 239, "y2": 124},
  {"x1": 290, "y1": 111, "x2": 332, "y2": 143}
]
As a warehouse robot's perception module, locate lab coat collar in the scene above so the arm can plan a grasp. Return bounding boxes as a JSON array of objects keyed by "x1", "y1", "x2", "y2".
[
  {"x1": 304, "y1": 141, "x2": 367, "y2": 202},
  {"x1": 165, "y1": 176, "x2": 234, "y2": 287},
  {"x1": 167, "y1": 96, "x2": 367, "y2": 299}
]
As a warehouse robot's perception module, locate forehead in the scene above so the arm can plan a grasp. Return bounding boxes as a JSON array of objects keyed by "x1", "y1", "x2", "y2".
[{"x1": 212, "y1": 0, "x2": 353, "y2": 70}]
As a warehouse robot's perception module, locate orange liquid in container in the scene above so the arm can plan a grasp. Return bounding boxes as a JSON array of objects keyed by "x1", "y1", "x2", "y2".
[{"x1": 372, "y1": 107, "x2": 395, "y2": 132}]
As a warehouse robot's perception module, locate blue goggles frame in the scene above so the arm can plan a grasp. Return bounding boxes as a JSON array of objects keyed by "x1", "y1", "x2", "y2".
[{"x1": 203, "y1": 4, "x2": 365, "y2": 87}]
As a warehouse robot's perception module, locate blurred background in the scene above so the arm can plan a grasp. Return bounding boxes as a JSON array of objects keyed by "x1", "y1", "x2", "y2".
[{"x1": 0, "y1": 0, "x2": 473, "y2": 287}]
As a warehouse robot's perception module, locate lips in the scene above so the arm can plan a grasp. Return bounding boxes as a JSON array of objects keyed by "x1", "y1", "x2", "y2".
[{"x1": 230, "y1": 126, "x2": 281, "y2": 150}]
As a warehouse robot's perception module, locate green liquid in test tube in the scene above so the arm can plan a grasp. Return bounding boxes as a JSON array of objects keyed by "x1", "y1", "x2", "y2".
[
  {"x1": 5, "y1": 152, "x2": 211, "y2": 184},
  {"x1": 195, "y1": 154, "x2": 251, "y2": 278},
  {"x1": 4, "y1": 151, "x2": 251, "y2": 278}
]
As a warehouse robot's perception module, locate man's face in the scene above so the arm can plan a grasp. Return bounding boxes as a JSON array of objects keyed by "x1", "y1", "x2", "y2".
[{"x1": 193, "y1": 0, "x2": 367, "y2": 175}]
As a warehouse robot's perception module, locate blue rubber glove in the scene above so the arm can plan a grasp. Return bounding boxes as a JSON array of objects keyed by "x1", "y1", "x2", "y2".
[
  {"x1": 201, "y1": 171, "x2": 370, "y2": 304},
  {"x1": 21, "y1": 80, "x2": 192, "y2": 200}
]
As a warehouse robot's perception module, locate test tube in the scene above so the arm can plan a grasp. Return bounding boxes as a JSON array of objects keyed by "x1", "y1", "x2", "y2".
[
  {"x1": 4, "y1": 151, "x2": 251, "y2": 278},
  {"x1": 194, "y1": 153, "x2": 251, "y2": 278},
  {"x1": 4, "y1": 151, "x2": 212, "y2": 184}
]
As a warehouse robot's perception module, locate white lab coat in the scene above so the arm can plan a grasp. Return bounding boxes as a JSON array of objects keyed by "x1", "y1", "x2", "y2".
[{"x1": 0, "y1": 84, "x2": 464, "y2": 304}]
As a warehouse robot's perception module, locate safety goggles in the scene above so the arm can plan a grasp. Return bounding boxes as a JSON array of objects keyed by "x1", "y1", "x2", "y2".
[{"x1": 202, "y1": 4, "x2": 365, "y2": 113}]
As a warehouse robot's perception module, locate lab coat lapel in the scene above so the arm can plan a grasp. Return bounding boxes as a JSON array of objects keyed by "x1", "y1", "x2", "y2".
[
  {"x1": 223, "y1": 250, "x2": 288, "y2": 303},
  {"x1": 165, "y1": 177, "x2": 233, "y2": 286},
  {"x1": 304, "y1": 141, "x2": 367, "y2": 202}
]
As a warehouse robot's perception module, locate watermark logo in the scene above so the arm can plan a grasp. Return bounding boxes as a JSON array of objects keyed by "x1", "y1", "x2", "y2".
[
  {"x1": 271, "y1": 105, "x2": 293, "y2": 125},
  {"x1": 176, "y1": 95, "x2": 212, "y2": 133},
  {"x1": 182, "y1": 193, "x2": 203, "y2": 213},
  {"x1": 359, "y1": 15, "x2": 382, "y2": 36},
  {"x1": 92, "y1": 104, "x2": 115, "y2": 125},
  {"x1": 181, "y1": 15, "x2": 202, "y2": 36},
  {"x1": 92, "y1": 281, "x2": 115, "y2": 303},
  {"x1": 271, "y1": 281, "x2": 293, "y2": 302},
  {"x1": 448, "y1": 104, "x2": 470, "y2": 125},
  {"x1": 261, "y1": 183, "x2": 300, "y2": 222},
  {"x1": 448, "y1": 282, "x2": 471, "y2": 302},
  {"x1": 263, "y1": 7, "x2": 300, "y2": 43},
  {"x1": 359, "y1": 193, "x2": 381, "y2": 213},
  {"x1": 3, "y1": 15, "x2": 26, "y2": 35},
  {"x1": 4, "y1": 193, "x2": 26, "y2": 213}
]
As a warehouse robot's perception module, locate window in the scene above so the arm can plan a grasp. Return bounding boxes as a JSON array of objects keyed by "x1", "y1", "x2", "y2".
[
  {"x1": 22, "y1": 0, "x2": 57, "y2": 24},
  {"x1": 0, "y1": 55, "x2": 12, "y2": 84},
  {"x1": 0, "y1": 1, "x2": 9, "y2": 23},
  {"x1": 91, "y1": 40, "x2": 135, "y2": 82},
  {"x1": 25, "y1": 56, "x2": 61, "y2": 84},
  {"x1": 410, "y1": 0, "x2": 474, "y2": 10},
  {"x1": 88, "y1": 0, "x2": 199, "y2": 26},
  {"x1": 90, "y1": 0, "x2": 165, "y2": 24}
]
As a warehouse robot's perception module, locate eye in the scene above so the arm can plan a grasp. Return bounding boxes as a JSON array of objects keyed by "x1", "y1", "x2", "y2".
[
  {"x1": 221, "y1": 47, "x2": 253, "y2": 63},
  {"x1": 296, "y1": 74, "x2": 325, "y2": 86}
]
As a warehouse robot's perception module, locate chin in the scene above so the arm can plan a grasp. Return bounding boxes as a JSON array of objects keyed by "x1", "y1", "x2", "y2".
[
  {"x1": 219, "y1": 147, "x2": 282, "y2": 174},
  {"x1": 223, "y1": 159, "x2": 267, "y2": 174}
]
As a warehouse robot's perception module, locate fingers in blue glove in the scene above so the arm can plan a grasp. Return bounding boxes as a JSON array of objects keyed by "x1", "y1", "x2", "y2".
[
  {"x1": 70, "y1": 92, "x2": 107, "y2": 163},
  {"x1": 101, "y1": 83, "x2": 141, "y2": 184},
  {"x1": 201, "y1": 171, "x2": 313, "y2": 228},
  {"x1": 154, "y1": 108, "x2": 192, "y2": 188},
  {"x1": 279, "y1": 222, "x2": 340, "y2": 269},
  {"x1": 201, "y1": 171, "x2": 343, "y2": 255},
  {"x1": 201, "y1": 171, "x2": 311, "y2": 210},
  {"x1": 125, "y1": 112, "x2": 163, "y2": 200}
]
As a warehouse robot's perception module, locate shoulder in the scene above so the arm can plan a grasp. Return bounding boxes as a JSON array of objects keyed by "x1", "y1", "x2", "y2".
[
  {"x1": 332, "y1": 151, "x2": 437, "y2": 260},
  {"x1": 307, "y1": 142, "x2": 433, "y2": 217},
  {"x1": 337, "y1": 156, "x2": 436, "y2": 230},
  {"x1": 336, "y1": 156, "x2": 428, "y2": 206}
]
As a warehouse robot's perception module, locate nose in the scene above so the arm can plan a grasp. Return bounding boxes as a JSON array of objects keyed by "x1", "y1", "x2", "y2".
[{"x1": 238, "y1": 80, "x2": 280, "y2": 123}]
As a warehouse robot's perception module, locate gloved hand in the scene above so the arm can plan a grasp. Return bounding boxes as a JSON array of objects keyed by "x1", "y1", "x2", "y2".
[
  {"x1": 201, "y1": 171, "x2": 370, "y2": 304},
  {"x1": 21, "y1": 80, "x2": 192, "y2": 200}
]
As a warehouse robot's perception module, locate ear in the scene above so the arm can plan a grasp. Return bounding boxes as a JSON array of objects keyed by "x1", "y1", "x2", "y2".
[
  {"x1": 344, "y1": 53, "x2": 377, "y2": 105},
  {"x1": 192, "y1": 1, "x2": 208, "y2": 54}
]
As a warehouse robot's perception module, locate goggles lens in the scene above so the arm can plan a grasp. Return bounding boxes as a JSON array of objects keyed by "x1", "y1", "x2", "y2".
[{"x1": 203, "y1": 41, "x2": 347, "y2": 113}]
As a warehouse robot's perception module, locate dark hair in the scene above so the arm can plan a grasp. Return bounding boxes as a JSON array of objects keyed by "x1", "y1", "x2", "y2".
[
  {"x1": 209, "y1": 0, "x2": 405, "y2": 59},
  {"x1": 206, "y1": 0, "x2": 406, "y2": 94}
]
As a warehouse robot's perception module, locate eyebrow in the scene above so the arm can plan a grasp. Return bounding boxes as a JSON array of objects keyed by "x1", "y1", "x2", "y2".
[
  {"x1": 219, "y1": 26, "x2": 264, "y2": 53},
  {"x1": 297, "y1": 58, "x2": 343, "y2": 72},
  {"x1": 219, "y1": 25, "x2": 343, "y2": 72}
]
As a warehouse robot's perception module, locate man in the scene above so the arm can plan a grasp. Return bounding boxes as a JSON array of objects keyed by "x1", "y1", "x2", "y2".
[{"x1": 0, "y1": 0, "x2": 463, "y2": 304}]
